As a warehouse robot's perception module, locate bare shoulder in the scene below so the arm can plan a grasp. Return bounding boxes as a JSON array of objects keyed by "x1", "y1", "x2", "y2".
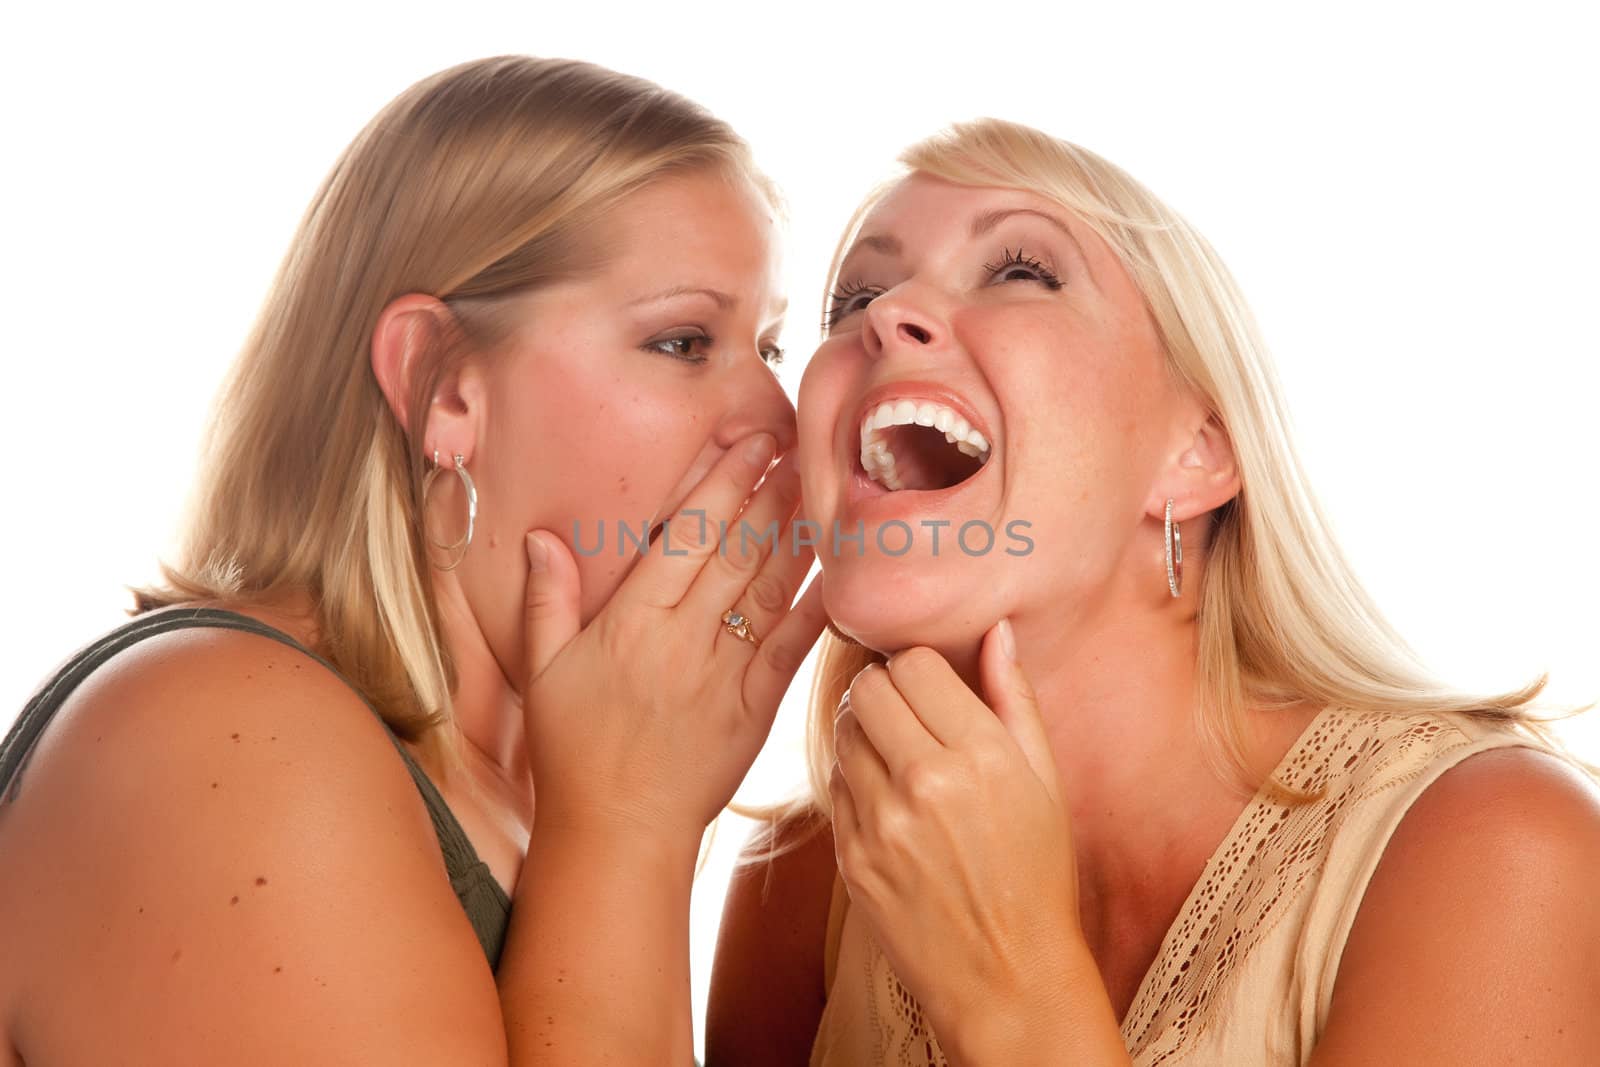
[
  {"x1": 706, "y1": 809, "x2": 838, "y2": 1067},
  {"x1": 1311, "y1": 744, "x2": 1600, "y2": 1065},
  {"x1": 0, "y1": 624, "x2": 506, "y2": 1065}
]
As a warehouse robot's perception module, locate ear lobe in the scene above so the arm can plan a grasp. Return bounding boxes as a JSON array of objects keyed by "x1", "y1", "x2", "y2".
[{"x1": 371, "y1": 293, "x2": 451, "y2": 436}]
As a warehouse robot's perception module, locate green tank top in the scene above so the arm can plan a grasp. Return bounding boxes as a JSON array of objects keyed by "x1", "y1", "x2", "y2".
[{"x1": 0, "y1": 607, "x2": 511, "y2": 969}]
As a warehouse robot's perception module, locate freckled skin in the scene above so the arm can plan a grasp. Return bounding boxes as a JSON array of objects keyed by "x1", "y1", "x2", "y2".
[{"x1": 438, "y1": 170, "x2": 794, "y2": 680}]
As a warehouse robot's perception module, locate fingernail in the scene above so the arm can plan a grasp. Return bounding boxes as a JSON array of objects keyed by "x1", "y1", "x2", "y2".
[
  {"x1": 741, "y1": 433, "x2": 776, "y2": 467},
  {"x1": 997, "y1": 617, "x2": 1017, "y2": 663},
  {"x1": 525, "y1": 533, "x2": 548, "y2": 573}
]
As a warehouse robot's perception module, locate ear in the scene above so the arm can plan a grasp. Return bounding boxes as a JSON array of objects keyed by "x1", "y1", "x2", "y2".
[
  {"x1": 370, "y1": 293, "x2": 484, "y2": 466},
  {"x1": 1145, "y1": 399, "x2": 1240, "y2": 524}
]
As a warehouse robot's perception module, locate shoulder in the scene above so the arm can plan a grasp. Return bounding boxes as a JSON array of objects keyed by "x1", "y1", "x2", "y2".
[
  {"x1": 4, "y1": 619, "x2": 431, "y2": 844},
  {"x1": 1311, "y1": 743, "x2": 1600, "y2": 1064},
  {"x1": 0, "y1": 621, "x2": 506, "y2": 1063},
  {"x1": 706, "y1": 809, "x2": 837, "y2": 1067}
]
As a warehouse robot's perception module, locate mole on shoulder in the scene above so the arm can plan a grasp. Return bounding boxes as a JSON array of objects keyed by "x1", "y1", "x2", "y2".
[
  {"x1": 255, "y1": 876, "x2": 268, "y2": 887},
  {"x1": 230, "y1": 896, "x2": 240, "y2": 905}
]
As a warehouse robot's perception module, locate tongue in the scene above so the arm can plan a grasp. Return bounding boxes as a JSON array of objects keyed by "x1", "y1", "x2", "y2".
[{"x1": 880, "y1": 425, "x2": 985, "y2": 492}]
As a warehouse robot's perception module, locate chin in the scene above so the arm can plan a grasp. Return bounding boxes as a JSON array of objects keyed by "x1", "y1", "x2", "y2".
[{"x1": 821, "y1": 553, "x2": 998, "y2": 656}]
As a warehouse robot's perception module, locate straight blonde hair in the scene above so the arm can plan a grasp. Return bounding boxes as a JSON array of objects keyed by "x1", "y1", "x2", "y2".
[
  {"x1": 136, "y1": 56, "x2": 773, "y2": 779},
  {"x1": 748, "y1": 118, "x2": 1590, "y2": 852}
]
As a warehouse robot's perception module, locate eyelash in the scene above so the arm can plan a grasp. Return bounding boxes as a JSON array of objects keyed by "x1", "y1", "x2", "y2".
[
  {"x1": 983, "y1": 247, "x2": 1063, "y2": 289},
  {"x1": 643, "y1": 332, "x2": 785, "y2": 367},
  {"x1": 822, "y1": 281, "x2": 883, "y2": 331},
  {"x1": 823, "y1": 246, "x2": 1064, "y2": 330}
]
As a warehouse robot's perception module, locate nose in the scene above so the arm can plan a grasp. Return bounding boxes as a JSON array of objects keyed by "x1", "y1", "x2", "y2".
[
  {"x1": 861, "y1": 286, "x2": 943, "y2": 359},
  {"x1": 714, "y1": 357, "x2": 798, "y2": 454}
]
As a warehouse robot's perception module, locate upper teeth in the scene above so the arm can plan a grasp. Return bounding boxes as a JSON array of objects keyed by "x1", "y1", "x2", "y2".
[{"x1": 859, "y1": 399, "x2": 990, "y2": 491}]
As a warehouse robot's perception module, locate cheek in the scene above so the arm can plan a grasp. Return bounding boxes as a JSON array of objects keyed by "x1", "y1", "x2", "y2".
[
  {"x1": 980, "y1": 313, "x2": 1164, "y2": 541},
  {"x1": 486, "y1": 352, "x2": 706, "y2": 557},
  {"x1": 795, "y1": 344, "x2": 859, "y2": 514}
]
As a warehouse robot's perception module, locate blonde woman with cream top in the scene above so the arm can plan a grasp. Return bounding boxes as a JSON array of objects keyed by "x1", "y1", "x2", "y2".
[{"x1": 707, "y1": 120, "x2": 1600, "y2": 1065}]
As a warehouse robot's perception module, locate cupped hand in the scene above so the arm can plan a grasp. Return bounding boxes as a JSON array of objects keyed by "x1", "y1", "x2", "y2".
[
  {"x1": 519, "y1": 433, "x2": 827, "y2": 842},
  {"x1": 829, "y1": 620, "x2": 1088, "y2": 1053}
]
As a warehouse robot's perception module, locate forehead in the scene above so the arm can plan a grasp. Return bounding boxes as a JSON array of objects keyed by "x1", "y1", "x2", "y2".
[
  {"x1": 856, "y1": 174, "x2": 1079, "y2": 245},
  {"x1": 603, "y1": 170, "x2": 782, "y2": 280},
  {"x1": 845, "y1": 173, "x2": 1128, "y2": 296},
  {"x1": 844, "y1": 171, "x2": 1107, "y2": 268}
]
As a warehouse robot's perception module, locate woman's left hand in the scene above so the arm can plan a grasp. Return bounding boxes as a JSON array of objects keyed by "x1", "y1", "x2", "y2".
[{"x1": 830, "y1": 619, "x2": 1113, "y2": 1063}]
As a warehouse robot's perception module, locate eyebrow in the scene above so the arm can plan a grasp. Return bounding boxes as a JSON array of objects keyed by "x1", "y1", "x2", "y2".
[
  {"x1": 850, "y1": 233, "x2": 903, "y2": 257},
  {"x1": 970, "y1": 208, "x2": 1086, "y2": 257},
  {"x1": 628, "y1": 286, "x2": 738, "y2": 310}
]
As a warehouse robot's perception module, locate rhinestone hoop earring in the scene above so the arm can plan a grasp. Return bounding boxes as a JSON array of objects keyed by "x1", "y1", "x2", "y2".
[
  {"x1": 1164, "y1": 498, "x2": 1183, "y2": 599},
  {"x1": 421, "y1": 451, "x2": 477, "y2": 571}
]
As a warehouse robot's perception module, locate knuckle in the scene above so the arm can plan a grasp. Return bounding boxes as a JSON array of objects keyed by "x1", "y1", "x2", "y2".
[
  {"x1": 744, "y1": 571, "x2": 789, "y2": 616},
  {"x1": 850, "y1": 663, "x2": 891, "y2": 703},
  {"x1": 760, "y1": 635, "x2": 804, "y2": 675},
  {"x1": 902, "y1": 760, "x2": 946, "y2": 805},
  {"x1": 889, "y1": 645, "x2": 943, "y2": 681}
]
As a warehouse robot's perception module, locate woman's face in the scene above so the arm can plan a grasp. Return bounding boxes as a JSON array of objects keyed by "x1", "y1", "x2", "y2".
[
  {"x1": 797, "y1": 173, "x2": 1193, "y2": 655},
  {"x1": 454, "y1": 168, "x2": 792, "y2": 659}
]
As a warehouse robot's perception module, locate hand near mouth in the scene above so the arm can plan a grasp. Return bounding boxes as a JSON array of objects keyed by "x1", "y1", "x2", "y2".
[
  {"x1": 517, "y1": 433, "x2": 827, "y2": 840},
  {"x1": 829, "y1": 621, "x2": 1132, "y2": 1065}
]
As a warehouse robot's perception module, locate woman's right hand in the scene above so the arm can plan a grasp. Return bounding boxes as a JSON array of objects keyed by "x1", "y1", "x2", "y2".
[{"x1": 518, "y1": 432, "x2": 826, "y2": 843}]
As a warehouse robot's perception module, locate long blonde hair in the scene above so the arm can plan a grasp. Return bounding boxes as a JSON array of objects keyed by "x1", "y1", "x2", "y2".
[
  {"x1": 136, "y1": 56, "x2": 773, "y2": 778},
  {"x1": 757, "y1": 118, "x2": 1589, "y2": 849}
]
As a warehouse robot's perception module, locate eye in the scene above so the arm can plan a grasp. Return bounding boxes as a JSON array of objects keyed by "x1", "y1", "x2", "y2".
[
  {"x1": 983, "y1": 247, "x2": 1063, "y2": 290},
  {"x1": 643, "y1": 331, "x2": 713, "y2": 364},
  {"x1": 823, "y1": 280, "x2": 885, "y2": 330},
  {"x1": 760, "y1": 343, "x2": 786, "y2": 367}
]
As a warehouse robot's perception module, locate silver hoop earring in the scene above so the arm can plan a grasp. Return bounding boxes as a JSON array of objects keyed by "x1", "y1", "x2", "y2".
[
  {"x1": 1164, "y1": 498, "x2": 1183, "y2": 599},
  {"x1": 421, "y1": 452, "x2": 477, "y2": 571}
]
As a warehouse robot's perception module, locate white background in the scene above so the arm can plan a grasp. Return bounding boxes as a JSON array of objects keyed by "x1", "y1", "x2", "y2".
[{"x1": 4, "y1": 1, "x2": 1596, "y2": 1056}]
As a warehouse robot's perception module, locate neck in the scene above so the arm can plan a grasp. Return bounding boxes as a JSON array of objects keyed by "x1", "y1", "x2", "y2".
[
  {"x1": 431, "y1": 574, "x2": 535, "y2": 825},
  {"x1": 998, "y1": 556, "x2": 1314, "y2": 943}
]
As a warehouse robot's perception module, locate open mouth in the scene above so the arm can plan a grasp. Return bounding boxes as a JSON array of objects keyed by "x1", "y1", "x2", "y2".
[{"x1": 858, "y1": 398, "x2": 991, "y2": 492}]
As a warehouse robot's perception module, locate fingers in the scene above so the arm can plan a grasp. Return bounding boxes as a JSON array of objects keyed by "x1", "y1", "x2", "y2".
[
  {"x1": 844, "y1": 662, "x2": 941, "y2": 778},
  {"x1": 617, "y1": 433, "x2": 777, "y2": 611},
  {"x1": 682, "y1": 454, "x2": 805, "y2": 628},
  {"x1": 828, "y1": 755, "x2": 859, "y2": 841},
  {"x1": 978, "y1": 618, "x2": 1061, "y2": 802},
  {"x1": 881, "y1": 646, "x2": 988, "y2": 749},
  {"x1": 523, "y1": 531, "x2": 581, "y2": 682},
  {"x1": 740, "y1": 573, "x2": 828, "y2": 716},
  {"x1": 832, "y1": 687, "x2": 891, "y2": 815}
]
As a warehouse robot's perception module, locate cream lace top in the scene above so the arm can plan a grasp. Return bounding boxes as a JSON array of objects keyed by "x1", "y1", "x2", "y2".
[{"x1": 808, "y1": 704, "x2": 1545, "y2": 1066}]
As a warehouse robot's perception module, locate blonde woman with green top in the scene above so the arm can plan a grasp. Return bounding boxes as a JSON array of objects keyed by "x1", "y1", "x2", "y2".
[{"x1": 0, "y1": 56, "x2": 822, "y2": 1065}]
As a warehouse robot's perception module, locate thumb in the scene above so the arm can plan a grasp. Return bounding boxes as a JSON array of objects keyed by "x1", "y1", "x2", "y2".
[
  {"x1": 979, "y1": 618, "x2": 1061, "y2": 802},
  {"x1": 524, "y1": 531, "x2": 581, "y2": 682}
]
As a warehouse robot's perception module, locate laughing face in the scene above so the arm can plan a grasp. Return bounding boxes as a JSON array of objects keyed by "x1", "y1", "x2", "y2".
[{"x1": 797, "y1": 173, "x2": 1200, "y2": 656}]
